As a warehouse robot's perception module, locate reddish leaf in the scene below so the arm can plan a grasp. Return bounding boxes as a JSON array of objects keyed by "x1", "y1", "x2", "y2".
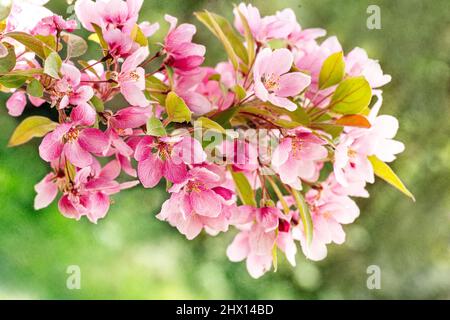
[{"x1": 335, "y1": 114, "x2": 371, "y2": 128}]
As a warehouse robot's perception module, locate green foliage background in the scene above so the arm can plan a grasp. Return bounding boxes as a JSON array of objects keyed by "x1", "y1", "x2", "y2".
[{"x1": 0, "y1": 0, "x2": 449, "y2": 299}]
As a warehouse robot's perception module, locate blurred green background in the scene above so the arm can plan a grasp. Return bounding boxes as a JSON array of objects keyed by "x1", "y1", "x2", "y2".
[{"x1": 0, "y1": 0, "x2": 449, "y2": 299}]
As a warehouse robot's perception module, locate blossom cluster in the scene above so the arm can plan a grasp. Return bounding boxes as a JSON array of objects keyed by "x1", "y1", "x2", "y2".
[{"x1": 0, "y1": 0, "x2": 412, "y2": 278}]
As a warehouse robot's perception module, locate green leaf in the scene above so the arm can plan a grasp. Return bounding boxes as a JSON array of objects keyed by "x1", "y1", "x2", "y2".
[
  {"x1": 8, "y1": 116, "x2": 58, "y2": 147},
  {"x1": 61, "y1": 32, "x2": 88, "y2": 58},
  {"x1": 195, "y1": 116, "x2": 226, "y2": 133},
  {"x1": 26, "y1": 78, "x2": 43, "y2": 97},
  {"x1": 319, "y1": 51, "x2": 345, "y2": 89},
  {"x1": 130, "y1": 24, "x2": 148, "y2": 46},
  {"x1": 235, "y1": 7, "x2": 255, "y2": 65},
  {"x1": 230, "y1": 170, "x2": 257, "y2": 206},
  {"x1": 0, "y1": 43, "x2": 16, "y2": 73},
  {"x1": 232, "y1": 84, "x2": 247, "y2": 101},
  {"x1": 90, "y1": 23, "x2": 108, "y2": 52},
  {"x1": 195, "y1": 11, "x2": 247, "y2": 70},
  {"x1": 0, "y1": 74, "x2": 28, "y2": 88},
  {"x1": 165, "y1": 91, "x2": 192, "y2": 123},
  {"x1": 291, "y1": 188, "x2": 313, "y2": 244},
  {"x1": 43, "y1": 52, "x2": 62, "y2": 79},
  {"x1": 329, "y1": 76, "x2": 372, "y2": 114},
  {"x1": 211, "y1": 105, "x2": 238, "y2": 129},
  {"x1": 146, "y1": 75, "x2": 168, "y2": 92},
  {"x1": 6, "y1": 32, "x2": 54, "y2": 59},
  {"x1": 89, "y1": 95, "x2": 104, "y2": 112},
  {"x1": 146, "y1": 117, "x2": 166, "y2": 136},
  {"x1": 368, "y1": 155, "x2": 415, "y2": 201}
]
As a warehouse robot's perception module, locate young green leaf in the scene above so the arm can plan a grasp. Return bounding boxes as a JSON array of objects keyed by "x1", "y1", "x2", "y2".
[
  {"x1": 230, "y1": 170, "x2": 257, "y2": 207},
  {"x1": 130, "y1": 24, "x2": 148, "y2": 46},
  {"x1": 90, "y1": 23, "x2": 108, "y2": 52},
  {"x1": 26, "y1": 78, "x2": 44, "y2": 97},
  {"x1": 329, "y1": 76, "x2": 372, "y2": 114},
  {"x1": 368, "y1": 155, "x2": 415, "y2": 201},
  {"x1": 291, "y1": 188, "x2": 313, "y2": 244},
  {"x1": 165, "y1": 91, "x2": 192, "y2": 123},
  {"x1": 319, "y1": 51, "x2": 345, "y2": 89},
  {"x1": 89, "y1": 95, "x2": 104, "y2": 112},
  {"x1": 232, "y1": 84, "x2": 247, "y2": 101},
  {"x1": 8, "y1": 116, "x2": 58, "y2": 147},
  {"x1": 43, "y1": 52, "x2": 62, "y2": 79},
  {"x1": 195, "y1": 11, "x2": 247, "y2": 70},
  {"x1": 0, "y1": 43, "x2": 16, "y2": 73},
  {"x1": 147, "y1": 117, "x2": 166, "y2": 136},
  {"x1": 0, "y1": 74, "x2": 28, "y2": 88},
  {"x1": 211, "y1": 105, "x2": 238, "y2": 129},
  {"x1": 194, "y1": 116, "x2": 226, "y2": 133},
  {"x1": 235, "y1": 7, "x2": 255, "y2": 65},
  {"x1": 5, "y1": 31, "x2": 53, "y2": 59},
  {"x1": 0, "y1": 0, "x2": 12, "y2": 21}
]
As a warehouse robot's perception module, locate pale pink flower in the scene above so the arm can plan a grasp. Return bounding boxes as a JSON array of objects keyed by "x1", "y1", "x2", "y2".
[
  {"x1": 346, "y1": 47, "x2": 391, "y2": 88},
  {"x1": 31, "y1": 14, "x2": 77, "y2": 36},
  {"x1": 6, "y1": 91, "x2": 27, "y2": 117},
  {"x1": 164, "y1": 15, "x2": 205, "y2": 74},
  {"x1": 117, "y1": 46, "x2": 149, "y2": 107},
  {"x1": 157, "y1": 166, "x2": 234, "y2": 239},
  {"x1": 58, "y1": 161, "x2": 138, "y2": 223},
  {"x1": 254, "y1": 48, "x2": 311, "y2": 111},
  {"x1": 6, "y1": 0, "x2": 52, "y2": 33},
  {"x1": 272, "y1": 128, "x2": 328, "y2": 189},
  {"x1": 55, "y1": 63, "x2": 94, "y2": 109},
  {"x1": 173, "y1": 70, "x2": 212, "y2": 115},
  {"x1": 227, "y1": 206, "x2": 297, "y2": 278},
  {"x1": 135, "y1": 135, "x2": 206, "y2": 188},
  {"x1": 39, "y1": 103, "x2": 109, "y2": 168},
  {"x1": 75, "y1": 0, "x2": 143, "y2": 32}
]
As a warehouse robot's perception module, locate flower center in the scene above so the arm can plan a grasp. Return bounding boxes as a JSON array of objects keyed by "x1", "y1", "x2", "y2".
[
  {"x1": 347, "y1": 149, "x2": 357, "y2": 158},
  {"x1": 64, "y1": 127, "x2": 79, "y2": 142},
  {"x1": 186, "y1": 181, "x2": 204, "y2": 193},
  {"x1": 157, "y1": 142, "x2": 173, "y2": 160},
  {"x1": 262, "y1": 73, "x2": 280, "y2": 92},
  {"x1": 291, "y1": 137, "x2": 303, "y2": 158}
]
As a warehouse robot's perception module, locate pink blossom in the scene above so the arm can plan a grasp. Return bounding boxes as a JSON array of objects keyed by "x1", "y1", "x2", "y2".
[
  {"x1": 135, "y1": 135, "x2": 206, "y2": 188},
  {"x1": 54, "y1": 63, "x2": 94, "y2": 109},
  {"x1": 39, "y1": 103, "x2": 109, "y2": 168},
  {"x1": 57, "y1": 161, "x2": 138, "y2": 223},
  {"x1": 272, "y1": 128, "x2": 328, "y2": 189},
  {"x1": 117, "y1": 46, "x2": 149, "y2": 107},
  {"x1": 173, "y1": 70, "x2": 212, "y2": 115},
  {"x1": 254, "y1": 48, "x2": 311, "y2": 111},
  {"x1": 227, "y1": 206, "x2": 297, "y2": 278},
  {"x1": 346, "y1": 47, "x2": 391, "y2": 88},
  {"x1": 6, "y1": 0, "x2": 52, "y2": 33},
  {"x1": 164, "y1": 15, "x2": 205, "y2": 74},
  {"x1": 31, "y1": 15, "x2": 77, "y2": 36},
  {"x1": 75, "y1": 0, "x2": 143, "y2": 33},
  {"x1": 292, "y1": 185, "x2": 360, "y2": 261},
  {"x1": 6, "y1": 91, "x2": 27, "y2": 117},
  {"x1": 157, "y1": 167, "x2": 234, "y2": 239}
]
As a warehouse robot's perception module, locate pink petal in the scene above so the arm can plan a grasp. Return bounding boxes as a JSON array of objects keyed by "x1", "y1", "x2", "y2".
[
  {"x1": 164, "y1": 158, "x2": 188, "y2": 184},
  {"x1": 134, "y1": 136, "x2": 154, "y2": 161},
  {"x1": 110, "y1": 106, "x2": 151, "y2": 129},
  {"x1": 86, "y1": 192, "x2": 110, "y2": 223},
  {"x1": 71, "y1": 102, "x2": 96, "y2": 126},
  {"x1": 226, "y1": 232, "x2": 250, "y2": 262},
  {"x1": 277, "y1": 72, "x2": 311, "y2": 97},
  {"x1": 58, "y1": 195, "x2": 82, "y2": 220},
  {"x1": 190, "y1": 190, "x2": 222, "y2": 217},
  {"x1": 137, "y1": 154, "x2": 164, "y2": 188},
  {"x1": 264, "y1": 48, "x2": 293, "y2": 76},
  {"x1": 6, "y1": 91, "x2": 27, "y2": 117},
  {"x1": 34, "y1": 173, "x2": 58, "y2": 209},
  {"x1": 120, "y1": 82, "x2": 149, "y2": 107},
  {"x1": 64, "y1": 141, "x2": 93, "y2": 168},
  {"x1": 246, "y1": 253, "x2": 272, "y2": 279},
  {"x1": 267, "y1": 94, "x2": 297, "y2": 111},
  {"x1": 78, "y1": 128, "x2": 109, "y2": 154},
  {"x1": 38, "y1": 124, "x2": 71, "y2": 162}
]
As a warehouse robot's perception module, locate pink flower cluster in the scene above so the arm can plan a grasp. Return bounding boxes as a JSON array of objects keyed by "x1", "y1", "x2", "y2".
[{"x1": 1, "y1": 1, "x2": 410, "y2": 278}]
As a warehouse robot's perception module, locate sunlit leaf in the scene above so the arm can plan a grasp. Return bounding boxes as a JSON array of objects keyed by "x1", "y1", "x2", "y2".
[
  {"x1": 62, "y1": 32, "x2": 88, "y2": 58},
  {"x1": 146, "y1": 117, "x2": 166, "y2": 136},
  {"x1": 6, "y1": 31, "x2": 54, "y2": 59},
  {"x1": 329, "y1": 76, "x2": 372, "y2": 114},
  {"x1": 291, "y1": 188, "x2": 313, "y2": 244},
  {"x1": 230, "y1": 170, "x2": 257, "y2": 206},
  {"x1": 130, "y1": 24, "x2": 148, "y2": 46},
  {"x1": 319, "y1": 51, "x2": 345, "y2": 89},
  {"x1": 165, "y1": 91, "x2": 191, "y2": 123},
  {"x1": 0, "y1": 74, "x2": 28, "y2": 88},
  {"x1": 195, "y1": 116, "x2": 226, "y2": 133},
  {"x1": 8, "y1": 116, "x2": 58, "y2": 147},
  {"x1": 369, "y1": 155, "x2": 415, "y2": 201}
]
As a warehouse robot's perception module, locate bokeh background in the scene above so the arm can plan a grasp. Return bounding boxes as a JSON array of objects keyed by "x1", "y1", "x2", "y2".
[{"x1": 0, "y1": 0, "x2": 449, "y2": 299}]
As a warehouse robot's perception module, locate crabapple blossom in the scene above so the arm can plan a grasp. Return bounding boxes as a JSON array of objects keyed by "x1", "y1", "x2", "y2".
[
  {"x1": 1, "y1": 1, "x2": 410, "y2": 279},
  {"x1": 254, "y1": 48, "x2": 311, "y2": 111}
]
